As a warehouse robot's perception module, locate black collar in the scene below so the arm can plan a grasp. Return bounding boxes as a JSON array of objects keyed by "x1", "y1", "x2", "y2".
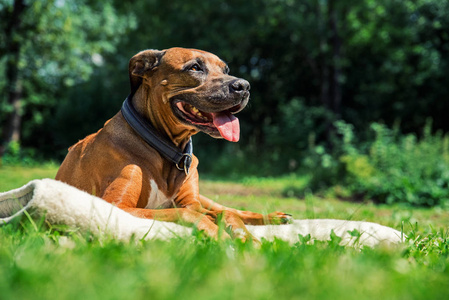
[{"x1": 121, "y1": 95, "x2": 193, "y2": 175}]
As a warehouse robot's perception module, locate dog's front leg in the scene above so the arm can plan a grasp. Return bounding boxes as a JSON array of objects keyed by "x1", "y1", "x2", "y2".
[
  {"x1": 177, "y1": 172, "x2": 259, "y2": 243},
  {"x1": 198, "y1": 194, "x2": 293, "y2": 225},
  {"x1": 100, "y1": 165, "x2": 229, "y2": 240}
]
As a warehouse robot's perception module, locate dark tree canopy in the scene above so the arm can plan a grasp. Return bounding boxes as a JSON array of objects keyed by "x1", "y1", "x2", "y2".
[{"x1": 1, "y1": 0, "x2": 448, "y2": 174}]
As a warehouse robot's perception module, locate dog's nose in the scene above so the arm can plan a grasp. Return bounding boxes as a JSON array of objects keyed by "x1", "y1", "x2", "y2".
[{"x1": 230, "y1": 79, "x2": 250, "y2": 93}]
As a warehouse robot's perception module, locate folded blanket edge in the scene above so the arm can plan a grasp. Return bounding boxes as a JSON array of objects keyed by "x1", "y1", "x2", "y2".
[{"x1": 0, "y1": 180, "x2": 39, "y2": 223}]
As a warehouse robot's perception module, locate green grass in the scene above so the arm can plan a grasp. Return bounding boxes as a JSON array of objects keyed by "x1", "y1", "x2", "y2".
[
  {"x1": 200, "y1": 175, "x2": 449, "y2": 230},
  {"x1": 0, "y1": 164, "x2": 58, "y2": 192},
  {"x1": 1, "y1": 165, "x2": 449, "y2": 299}
]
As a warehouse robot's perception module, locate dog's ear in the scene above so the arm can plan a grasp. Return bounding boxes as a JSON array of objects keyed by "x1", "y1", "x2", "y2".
[{"x1": 129, "y1": 49, "x2": 165, "y2": 95}]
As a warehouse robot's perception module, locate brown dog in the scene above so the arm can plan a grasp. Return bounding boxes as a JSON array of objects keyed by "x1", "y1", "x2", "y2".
[{"x1": 56, "y1": 47, "x2": 292, "y2": 241}]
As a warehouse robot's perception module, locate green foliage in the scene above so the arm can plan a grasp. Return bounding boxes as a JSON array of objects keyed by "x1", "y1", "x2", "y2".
[
  {"x1": 307, "y1": 121, "x2": 449, "y2": 206},
  {"x1": 0, "y1": 0, "x2": 135, "y2": 152},
  {"x1": 405, "y1": 224, "x2": 449, "y2": 263},
  {"x1": 0, "y1": 0, "x2": 446, "y2": 166},
  {"x1": 344, "y1": 122, "x2": 449, "y2": 206},
  {"x1": 0, "y1": 141, "x2": 43, "y2": 166}
]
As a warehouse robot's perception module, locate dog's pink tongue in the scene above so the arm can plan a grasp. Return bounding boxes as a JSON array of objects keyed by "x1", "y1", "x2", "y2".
[{"x1": 212, "y1": 112, "x2": 240, "y2": 142}]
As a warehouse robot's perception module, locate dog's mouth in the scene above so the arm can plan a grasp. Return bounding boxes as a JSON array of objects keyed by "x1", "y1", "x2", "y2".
[{"x1": 173, "y1": 101, "x2": 243, "y2": 142}]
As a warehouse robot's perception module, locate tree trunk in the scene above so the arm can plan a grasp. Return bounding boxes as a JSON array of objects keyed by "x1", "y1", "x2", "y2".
[
  {"x1": 317, "y1": 0, "x2": 334, "y2": 147},
  {"x1": 317, "y1": 0, "x2": 330, "y2": 111},
  {"x1": 317, "y1": 0, "x2": 343, "y2": 148},
  {"x1": 329, "y1": 0, "x2": 342, "y2": 118},
  {"x1": 3, "y1": 76, "x2": 23, "y2": 146},
  {"x1": 1, "y1": 0, "x2": 26, "y2": 157}
]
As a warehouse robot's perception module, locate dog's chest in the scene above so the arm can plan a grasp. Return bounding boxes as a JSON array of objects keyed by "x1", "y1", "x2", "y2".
[{"x1": 144, "y1": 179, "x2": 176, "y2": 209}]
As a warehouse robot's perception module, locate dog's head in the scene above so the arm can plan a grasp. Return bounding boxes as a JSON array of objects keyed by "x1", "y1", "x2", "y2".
[{"x1": 129, "y1": 47, "x2": 250, "y2": 142}]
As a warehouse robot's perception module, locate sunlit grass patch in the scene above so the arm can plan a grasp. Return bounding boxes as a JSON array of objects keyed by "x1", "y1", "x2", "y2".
[
  {"x1": 1, "y1": 218, "x2": 449, "y2": 300},
  {"x1": 0, "y1": 164, "x2": 59, "y2": 192}
]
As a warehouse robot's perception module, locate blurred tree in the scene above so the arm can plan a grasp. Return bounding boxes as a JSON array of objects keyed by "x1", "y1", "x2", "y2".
[
  {"x1": 0, "y1": 0, "x2": 133, "y2": 156},
  {"x1": 2, "y1": 0, "x2": 448, "y2": 174},
  {"x1": 51, "y1": 0, "x2": 449, "y2": 173},
  {"x1": 343, "y1": 0, "x2": 449, "y2": 135}
]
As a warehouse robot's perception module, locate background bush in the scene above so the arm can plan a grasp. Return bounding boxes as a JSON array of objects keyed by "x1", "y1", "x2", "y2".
[{"x1": 306, "y1": 121, "x2": 449, "y2": 207}]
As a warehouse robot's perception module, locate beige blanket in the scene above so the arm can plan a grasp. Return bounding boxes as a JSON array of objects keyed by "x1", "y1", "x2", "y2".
[{"x1": 0, "y1": 179, "x2": 404, "y2": 247}]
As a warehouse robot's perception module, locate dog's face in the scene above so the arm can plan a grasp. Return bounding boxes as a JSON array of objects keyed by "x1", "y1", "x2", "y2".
[{"x1": 129, "y1": 48, "x2": 250, "y2": 142}]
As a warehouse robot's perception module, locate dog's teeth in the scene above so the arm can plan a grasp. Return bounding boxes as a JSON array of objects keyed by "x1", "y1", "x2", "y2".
[{"x1": 192, "y1": 107, "x2": 199, "y2": 113}]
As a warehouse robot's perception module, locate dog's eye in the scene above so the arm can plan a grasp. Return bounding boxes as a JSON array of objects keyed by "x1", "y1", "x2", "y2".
[{"x1": 189, "y1": 64, "x2": 202, "y2": 72}]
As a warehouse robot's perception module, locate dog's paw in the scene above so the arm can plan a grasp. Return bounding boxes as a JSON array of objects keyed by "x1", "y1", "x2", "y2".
[
  {"x1": 232, "y1": 228, "x2": 261, "y2": 247},
  {"x1": 266, "y1": 212, "x2": 293, "y2": 225}
]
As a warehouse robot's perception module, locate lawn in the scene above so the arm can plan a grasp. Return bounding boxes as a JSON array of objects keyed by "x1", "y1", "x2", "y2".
[
  {"x1": 1, "y1": 165, "x2": 449, "y2": 299},
  {"x1": 0, "y1": 164, "x2": 59, "y2": 192}
]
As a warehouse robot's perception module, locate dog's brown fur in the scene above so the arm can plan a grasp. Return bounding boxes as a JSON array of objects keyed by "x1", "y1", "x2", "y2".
[{"x1": 56, "y1": 47, "x2": 291, "y2": 241}]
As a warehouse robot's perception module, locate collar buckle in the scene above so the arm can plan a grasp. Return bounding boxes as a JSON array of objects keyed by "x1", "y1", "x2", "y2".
[{"x1": 176, "y1": 153, "x2": 193, "y2": 175}]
